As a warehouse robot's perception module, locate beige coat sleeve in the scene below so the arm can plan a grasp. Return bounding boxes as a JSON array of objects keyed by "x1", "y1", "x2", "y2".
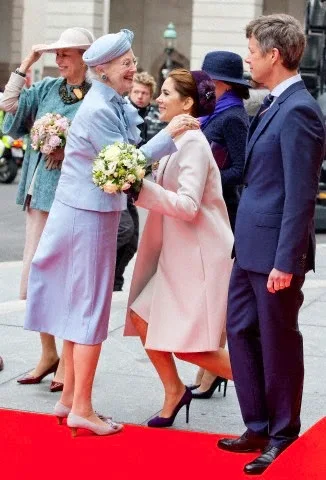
[
  {"x1": 136, "y1": 135, "x2": 209, "y2": 222},
  {"x1": 0, "y1": 73, "x2": 26, "y2": 113}
]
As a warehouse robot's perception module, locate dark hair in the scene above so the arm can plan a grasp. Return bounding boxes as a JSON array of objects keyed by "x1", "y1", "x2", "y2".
[
  {"x1": 225, "y1": 82, "x2": 250, "y2": 100},
  {"x1": 167, "y1": 68, "x2": 216, "y2": 117}
]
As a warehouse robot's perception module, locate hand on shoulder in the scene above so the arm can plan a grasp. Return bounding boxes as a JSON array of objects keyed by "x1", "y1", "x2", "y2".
[{"x1": 165, "y1": 114, "x2": 200, "y2": 139}]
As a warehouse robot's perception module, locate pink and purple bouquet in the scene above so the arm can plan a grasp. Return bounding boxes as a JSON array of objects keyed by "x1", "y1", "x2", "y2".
[{"x1": 30, "y1": 113, "x2": 70, "y2": 155}]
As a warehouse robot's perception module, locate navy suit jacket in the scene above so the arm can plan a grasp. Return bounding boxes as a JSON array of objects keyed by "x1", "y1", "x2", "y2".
[{"x1": 234, "y1": 81, "x2": 326, "y2": 276}]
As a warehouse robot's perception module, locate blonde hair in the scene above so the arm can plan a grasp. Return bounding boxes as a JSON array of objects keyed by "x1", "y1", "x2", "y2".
[{"x1": 132, "y1": 72, "x2": 157, "y2": 97}]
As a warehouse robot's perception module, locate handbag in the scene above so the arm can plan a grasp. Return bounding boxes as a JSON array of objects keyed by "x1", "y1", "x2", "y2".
[{"x1": 210, "y1": 141, "x2": 230, "y2": 170}]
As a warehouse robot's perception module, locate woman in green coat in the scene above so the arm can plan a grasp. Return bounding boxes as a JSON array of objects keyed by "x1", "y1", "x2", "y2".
[{"x1": 0, "y1": 27, "x2": 94, "y2": 391}]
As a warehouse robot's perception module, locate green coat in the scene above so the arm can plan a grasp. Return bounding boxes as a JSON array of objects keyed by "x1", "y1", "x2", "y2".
[{"x1": 3, "y1": 77, "x2": 84, "y2": 212}]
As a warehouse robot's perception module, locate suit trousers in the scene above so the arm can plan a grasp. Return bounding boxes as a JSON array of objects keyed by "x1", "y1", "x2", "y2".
[
  {"x1": 227, "y1": 260, "x2": 305, "y2": 447},
  {"x1": 114, "y1": 201, "x2": 139, "y2": 290}
]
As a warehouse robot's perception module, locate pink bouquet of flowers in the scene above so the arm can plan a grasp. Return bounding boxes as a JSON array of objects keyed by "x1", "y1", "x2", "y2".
[{"x1": 30, "y1": 113, "x2": 70, "y2": 155}]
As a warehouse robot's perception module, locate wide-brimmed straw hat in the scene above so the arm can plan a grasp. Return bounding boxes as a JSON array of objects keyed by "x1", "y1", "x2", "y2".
[
  {"x1": 34, "y1": 28, "x2": 94, "y2": 53},
  {"x1": 202, "y1": 51, "x2": 251, "y2": 88}
]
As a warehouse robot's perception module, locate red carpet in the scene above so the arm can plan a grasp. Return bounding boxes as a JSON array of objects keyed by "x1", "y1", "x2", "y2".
[
  {"x1": 1, "y1": 409, "x2": 325, "y2": 480},
  {"x1": 262, "y1": 417, "x2": 326, "y2": 479}
]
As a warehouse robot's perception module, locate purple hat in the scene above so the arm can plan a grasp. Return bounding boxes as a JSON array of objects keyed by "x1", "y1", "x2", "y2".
[{"x1": 190, "y1": 70, "x2": 216, "y2": 117}]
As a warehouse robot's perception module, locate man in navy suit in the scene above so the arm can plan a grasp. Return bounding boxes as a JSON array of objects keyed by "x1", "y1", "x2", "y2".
[{"x1": 218, "y1": 14, "x2": 326, "y2": 475}]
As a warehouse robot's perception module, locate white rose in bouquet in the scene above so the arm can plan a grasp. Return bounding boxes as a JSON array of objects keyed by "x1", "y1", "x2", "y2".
[
  {"x1": 136, "y1": 166, "x2": 146, "y2": 179},
  {"x1": 127, "y1": 174, "x2": 136, "y2": 183},
  {"x1": 104, "y1": 145, "x2": 121, "y2": 162},
  {"x1": 106, "y1": 161, "x2": 118, "y2": 175}
]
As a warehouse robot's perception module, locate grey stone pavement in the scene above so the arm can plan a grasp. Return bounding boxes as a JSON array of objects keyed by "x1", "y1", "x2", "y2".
[{"x1": 0, "y1": 245, "x2": 325, "y2": 436}]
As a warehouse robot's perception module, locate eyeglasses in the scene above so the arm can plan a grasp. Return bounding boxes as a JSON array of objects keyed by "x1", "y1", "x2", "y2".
[{"x1": 121, "y1": 58, "x2": 138, "y2": 69}]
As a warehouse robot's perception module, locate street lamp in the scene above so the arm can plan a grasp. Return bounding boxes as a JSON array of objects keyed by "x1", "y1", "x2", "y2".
[
  {"x1": 164, "y1": 22, "x2": 177, "y2": 50},
  {"x1": 162, "y1": 22, "x2": 177, "y2": 79}
]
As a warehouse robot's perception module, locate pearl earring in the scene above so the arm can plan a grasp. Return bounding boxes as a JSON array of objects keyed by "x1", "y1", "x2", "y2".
[{"x1": 101, "y1": 73, "x2": 108, "y2": 81}]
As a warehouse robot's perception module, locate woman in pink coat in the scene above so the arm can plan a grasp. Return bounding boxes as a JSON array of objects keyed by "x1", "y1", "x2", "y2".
[{"x1": 124, "y1": 69, "x2": 234, "y2": 428}]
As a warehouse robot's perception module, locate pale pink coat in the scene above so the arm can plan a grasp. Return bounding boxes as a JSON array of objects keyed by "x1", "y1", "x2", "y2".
[{"x1": 124, "y1": 130, "x2": 233, "y2": 352}]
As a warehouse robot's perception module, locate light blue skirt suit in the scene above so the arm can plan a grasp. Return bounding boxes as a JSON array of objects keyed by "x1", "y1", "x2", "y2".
[{"x1": 24, "y1": 80, "x2": 176, "y2": 344}]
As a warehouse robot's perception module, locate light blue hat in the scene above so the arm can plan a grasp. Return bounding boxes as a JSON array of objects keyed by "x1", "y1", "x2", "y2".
[{"x1": 83, "y1": 29, "x2": 134, "y2": 67}]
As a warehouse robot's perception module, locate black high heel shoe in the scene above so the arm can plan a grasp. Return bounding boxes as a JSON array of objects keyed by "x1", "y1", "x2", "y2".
[
  {"x1": 187, "y1": 384, "x2": 201, "y2": 391},
  {"x1": 192, "y1": 376, "x2": 228, "y2": 399},
  {"x1": 147, "y1": 387, "x2": 192, "y2": 428}
]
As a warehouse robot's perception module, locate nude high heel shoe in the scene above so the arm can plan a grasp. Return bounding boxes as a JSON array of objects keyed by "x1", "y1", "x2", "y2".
[
  {"x1": 54, "y1": 401, "x2": 112, "y2": 426},
  {"x1": 67, "y1": 413, "x2": 123, "y2": 437},
  {"x1": 54, "y1": 401, "x2": 71, "y2": 425}
]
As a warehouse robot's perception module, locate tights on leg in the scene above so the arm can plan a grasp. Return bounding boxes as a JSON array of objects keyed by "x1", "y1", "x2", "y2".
[
  {"x1": 130, "y1": 310, "x2": 232, "y2": 416},
  {"x1": 60, "y1": 340, "x2": 109, "y2": 427},
  {"x1": 21, "y1": 207, "x2": 64, "y2": 382},
  {"x1": 130, "y1": 310, "x2": 185, "y2": 417},
  {"x1": 192, "y1": 331, "x2": 229, "y2": 392}
]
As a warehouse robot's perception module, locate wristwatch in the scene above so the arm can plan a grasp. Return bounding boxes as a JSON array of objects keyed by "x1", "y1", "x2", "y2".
[{"x1": 14, "y1": 68, "x2": 26, "y2": 78}]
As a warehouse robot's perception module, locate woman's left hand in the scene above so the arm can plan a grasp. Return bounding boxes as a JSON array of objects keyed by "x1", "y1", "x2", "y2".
[
  {"x1": 165, "y1": 114, "x2": 200, "y2": 139},
  {"x1": 45, "y1": 148, "x2": 65, "y2": 170}
]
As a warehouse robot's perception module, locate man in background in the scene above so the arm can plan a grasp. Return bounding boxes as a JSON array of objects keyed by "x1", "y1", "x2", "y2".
[{"x1": 129, "y1": 71, "x2": 163, "y2": 144}]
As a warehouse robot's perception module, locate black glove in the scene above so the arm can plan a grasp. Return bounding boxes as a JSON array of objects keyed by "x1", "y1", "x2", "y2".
[{"x1": 125, "y1": 180, "x2": 143, "y2": 202}]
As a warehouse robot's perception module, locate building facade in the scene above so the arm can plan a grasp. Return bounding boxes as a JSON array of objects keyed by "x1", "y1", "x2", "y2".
[{"x1": 0, "y1": 0, "x2": 307, "y2": 89}]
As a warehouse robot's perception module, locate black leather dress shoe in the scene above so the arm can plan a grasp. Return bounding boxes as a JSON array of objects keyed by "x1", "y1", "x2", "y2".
[
  {"x1": 244, "y1": 445, "x2": 285, "y2": 475},
  {"x1": 218, "y1": 431, "x2": 269, "y2": 453},
  {"x1": 0, "y1": 356, "x2": 4, "y2": 371}
]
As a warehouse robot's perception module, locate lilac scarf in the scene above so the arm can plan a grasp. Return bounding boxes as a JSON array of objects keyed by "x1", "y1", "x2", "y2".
[{"x1": 199, "y1": 90, "x2": 243, "y2": 130}]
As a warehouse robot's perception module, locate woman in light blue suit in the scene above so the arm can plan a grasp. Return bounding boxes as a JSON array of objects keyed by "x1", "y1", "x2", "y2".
[{"x1": 24, "y1": 29, "x2": 198, "y2": 436}]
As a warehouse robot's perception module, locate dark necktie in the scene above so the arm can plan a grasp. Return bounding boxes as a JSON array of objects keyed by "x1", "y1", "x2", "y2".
[
  {"x1": 258, "y1": 93, "x2": 274, "y2": 118},
  {"x1": 249, "y1": 93, "x2": 274, "y2": 136}
]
